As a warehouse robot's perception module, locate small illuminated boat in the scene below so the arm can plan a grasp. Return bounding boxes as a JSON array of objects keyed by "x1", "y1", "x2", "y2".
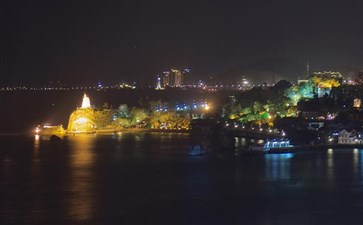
[{"x1": 33, "y1": 124, "x2": 65, "y2": 141}]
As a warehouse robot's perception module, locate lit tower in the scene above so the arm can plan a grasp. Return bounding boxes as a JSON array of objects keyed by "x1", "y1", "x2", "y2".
[
  {"x1": 156, "y1": 77, "x2": 163, "y2": 90},
  {"x1": 81, "y1": 93, "x2": 91, "y2": 108}
]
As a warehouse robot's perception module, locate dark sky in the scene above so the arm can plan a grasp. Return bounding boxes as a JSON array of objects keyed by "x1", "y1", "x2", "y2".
[{"x1": 1, "y1": 0, "x2": 363, "y2": 85}]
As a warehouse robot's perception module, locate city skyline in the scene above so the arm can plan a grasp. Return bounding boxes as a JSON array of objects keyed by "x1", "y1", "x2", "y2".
[{"x1": 1, "y1": 0, "x2": 362, "y2": 85}]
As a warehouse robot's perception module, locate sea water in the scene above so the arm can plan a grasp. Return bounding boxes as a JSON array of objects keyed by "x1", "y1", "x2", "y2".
[{"x1": 1, "y1": 133, "x2": 363, "y2": 225}]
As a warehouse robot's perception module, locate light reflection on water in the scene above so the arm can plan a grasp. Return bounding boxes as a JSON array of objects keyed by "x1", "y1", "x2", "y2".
[
  {"x1": 264, "y1": 153, "x2": 293, "y2": 181},
  {"x1": 4, "y1": 134, "x2": 363, "y2": 224},
  {"x1": 353, "y1": 148, "x2": 359, "y2": 175},
  {"x1": 66, "y1": 135, "x2": 96, "y2": 222},
  {"x1": 263, "y1": 149, "x2": 363, "y2": 189},
  {"x1": 33, "y1": 135, "x2": 40, "y2": 154},
  {"x1": 27, "y1": 135, "x2": 43, "y2": 224},
  {"x1": 327, "y1": 148, "x2": 334, "y2": 181}
]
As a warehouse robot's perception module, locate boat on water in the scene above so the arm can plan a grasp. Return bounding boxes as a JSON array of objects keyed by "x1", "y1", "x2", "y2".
[
  {"x1": 246, "y1": 139, "x2": 296, "y2": 154},
  {"x1": 34, "y1": 124, "x2": 65, "y2": 141},
  {"x1": 264, "y1": 139, "x2": 295, "y2": 153},
  {"x1": 188, "y1": 144, "x2": 207, "y2": 156}
]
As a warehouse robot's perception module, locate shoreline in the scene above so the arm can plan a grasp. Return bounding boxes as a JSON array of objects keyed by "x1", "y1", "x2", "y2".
[{"x1": 65, "y1": 127, "x2": 191, "y2": 135}]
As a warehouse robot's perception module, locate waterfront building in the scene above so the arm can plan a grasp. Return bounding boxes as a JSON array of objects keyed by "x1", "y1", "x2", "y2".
[{"x1": 338, "y1": 129, "x2": 362, "y2": 144}]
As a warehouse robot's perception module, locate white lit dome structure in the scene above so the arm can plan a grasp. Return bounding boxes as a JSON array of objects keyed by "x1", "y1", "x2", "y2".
[{"x1": 81, "y1": 93, "x2": 91, "y2": 108}]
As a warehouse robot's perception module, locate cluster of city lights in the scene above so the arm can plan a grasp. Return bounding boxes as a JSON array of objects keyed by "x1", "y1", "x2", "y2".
[
  {"x1": 175, "y1": 102, "x2": 210, "y2": 111},
  {"x1": 224, "y1": 121, "x2": 285, "y2": 136},
  {"x1": 0, "y1": 82, "x2": 137, "y2": 91},
  {"x1": 152, "y1": 102, "x2": 210, "y2": 112}
]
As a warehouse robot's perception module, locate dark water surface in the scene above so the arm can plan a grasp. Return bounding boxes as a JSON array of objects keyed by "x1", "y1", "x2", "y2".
[{"x1": 1, "y1": 132, "x2": 363, "y2": 225}]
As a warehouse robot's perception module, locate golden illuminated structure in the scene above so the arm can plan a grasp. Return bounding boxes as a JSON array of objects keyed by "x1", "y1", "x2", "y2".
[
  {"x1": 311, "y1": 71, "x2": 342, "y2": 97},
  {"x1": 354, "y1": 98, "x2": 361, "y2": 108},
  {"x1": 67, "y1": 94, "x2": 96, "y2": 133},
  {"x1": 81, "y1": 93, "x2": 91, "y2": 108}
]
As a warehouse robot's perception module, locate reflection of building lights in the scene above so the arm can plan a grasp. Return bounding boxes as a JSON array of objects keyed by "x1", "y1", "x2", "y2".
[
  {"x1": 328, "y1": 148, "x2": 333, "y2": 154},
  {"x1": 35, "y1": 134, "x2": 40, "y2": 141}
]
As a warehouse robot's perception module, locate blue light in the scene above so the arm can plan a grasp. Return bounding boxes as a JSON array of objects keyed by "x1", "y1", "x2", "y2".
[{"x1": 280, "y1": 153, "x2": 294, "y2": 159}]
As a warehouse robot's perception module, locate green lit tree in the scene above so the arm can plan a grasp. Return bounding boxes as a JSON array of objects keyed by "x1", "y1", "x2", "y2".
[
  {"x1": 130, "y1": 107, "x2": 148, "y2": 126},
  {"x1": 94, "y1": 109, "x2": 114, "y2": 129}
]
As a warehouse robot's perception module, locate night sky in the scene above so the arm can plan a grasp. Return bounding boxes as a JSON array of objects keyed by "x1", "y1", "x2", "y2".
[{"x1": 1, "y1": 0, "x2": 363, "y2": 85}]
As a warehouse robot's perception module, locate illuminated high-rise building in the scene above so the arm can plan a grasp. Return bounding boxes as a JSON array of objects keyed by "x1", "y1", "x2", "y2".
[
  {"x1": 162, "y1": 71, "x2": 170, "y2": 87},
  {"x1": 160, "y1": 68, "x2": 188, "y2": 88},
  {"x1": 171, "y1": 69, "x2": 183, "y2": 87}
]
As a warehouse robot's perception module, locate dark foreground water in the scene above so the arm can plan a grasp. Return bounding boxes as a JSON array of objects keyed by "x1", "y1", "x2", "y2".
[{"x1": 1, "y1": 132, "x2": 363, "y2": 225}]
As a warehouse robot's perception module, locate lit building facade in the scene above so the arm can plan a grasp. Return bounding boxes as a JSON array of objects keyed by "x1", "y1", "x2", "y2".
[
  {"x1": 354, "y1": 98, "x2": 361, "y2": 108},
  {"x1": 172, "y1": 69, "x2": 183, "y2": 87},
  {"x1": 159, "y1": 68, "x2": 189, "y2": 88}
]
